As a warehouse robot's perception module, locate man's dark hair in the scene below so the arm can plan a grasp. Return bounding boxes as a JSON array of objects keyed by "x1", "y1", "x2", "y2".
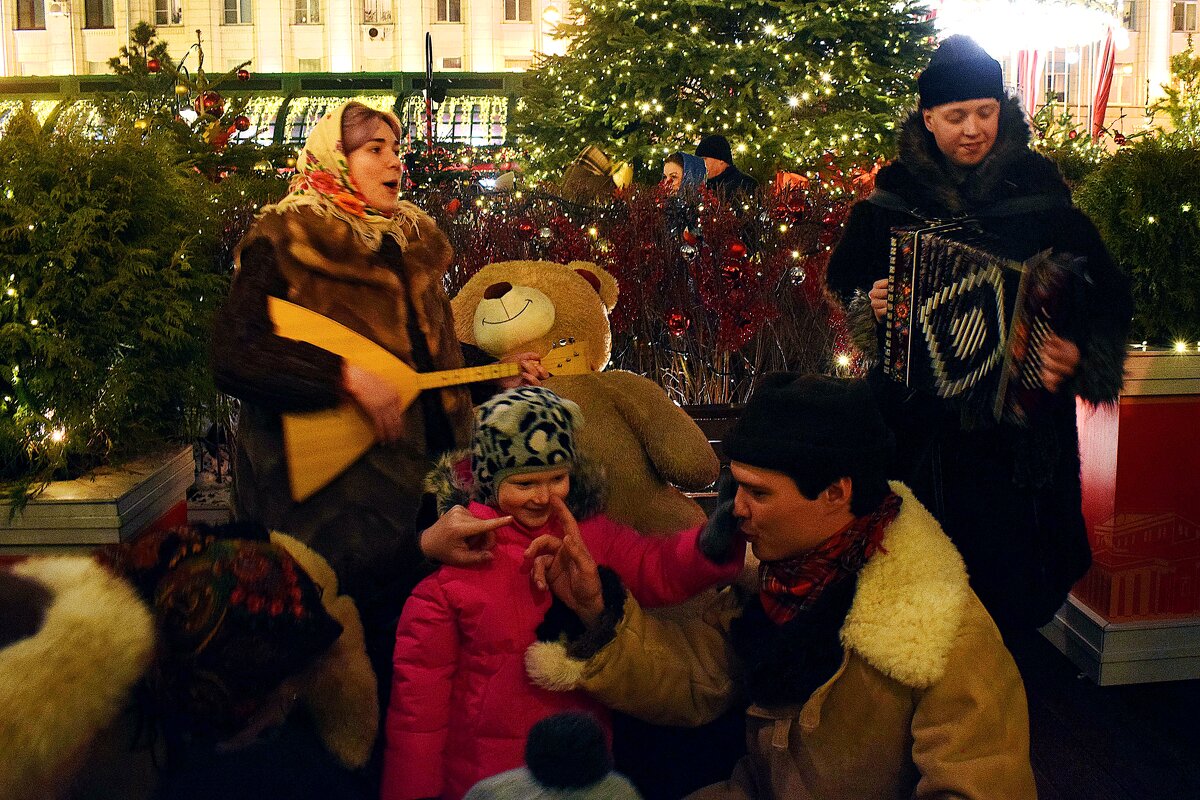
[{"x1": 783, "y1": 453, "x2": 891, "y2": 517}]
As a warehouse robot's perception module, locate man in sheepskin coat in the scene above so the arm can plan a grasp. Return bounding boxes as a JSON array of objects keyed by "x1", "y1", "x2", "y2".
[
  {"x1": 524, "y1": 374, "x2": 1036, "y2": 800},
  {"x1": 825, "y1": 36, "x2": 1131, "y2": 632}
]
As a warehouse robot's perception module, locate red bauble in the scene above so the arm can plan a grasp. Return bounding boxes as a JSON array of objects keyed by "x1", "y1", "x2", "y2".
[
  {"x1": 822, "y1": 212, "x2": 838, "y2": 226},
  {"x1": 719, "y1": 262, "x2": 743, "y2": 284},
  {"x1": 1068, "y1": 129, "x2": 1078, "y2": 140},
  {"x1": 237, "y1": 68, "x2": 251, "y2": 82},
  {"x1": 194, "y1": 90, "x2": 225, "y2": 118},
  {"x1": 727, "y1": 241, "x2": 747, "y2": 259},
  {"x1": 233, "y1": 114, "x2": 251, "y2": 132},
  {"x1": 1114, "y1": 132, "x2": 1127, "y2": 146},
  {"x1": 445, "y1": 198, "x2": 462, "y2": 215},
  {"x1": 517, "y1": 218, "x2": 536, "y2": 239},
  {"x1": 146, "y1": 58, "x2": 161, "y2": 73},
  {"x1": 682, "y1": 227, "x2": 699, "y2": 245},
  {"x1": 665, "y1": 311, "x2": 690, "y2": 337}
]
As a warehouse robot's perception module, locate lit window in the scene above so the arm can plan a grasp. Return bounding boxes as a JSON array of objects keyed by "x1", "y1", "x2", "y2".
[
  {"x1": 505, "y1": 0, "x2": 533, "y2": 22},
  {"x1": 16, "y1": 0, "x2": 46, "y2": 30},
  {"x1": 294, "y1": 0, "x2": 320, "y2": 24},
  {"x1": 437, "y1": 0, "x2": 461, "y2": 23},
  {"x1": 84, "y1": 0, "x2": 115, "y2": 28},
  {"x1": 155, "y1": 0, "x2": 183, "y2": 25},
  {"x1": 1174, "y1": 1, "x2": 1199, "y2": 31},
  {"x1": 224, "y1": 0, "x2": 253, "y2": 25},
  {"x1": 363, "y1": 0, "x2": 392, "y2": 24}
]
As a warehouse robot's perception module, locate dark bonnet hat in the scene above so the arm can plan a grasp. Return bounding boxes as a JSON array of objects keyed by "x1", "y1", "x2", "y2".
[
  {"x1": 100, "y1": 522, "x2": 343, "y2": 737},
  {"x1": 918, "y1": 35, "x2": 1005, "y2": 109},
  {"x1": 724, "y1": 373, "x2": 891, "y2": 474},
  {"x1": 695, "y1": 134, "x2": 734, "y2": 164}
]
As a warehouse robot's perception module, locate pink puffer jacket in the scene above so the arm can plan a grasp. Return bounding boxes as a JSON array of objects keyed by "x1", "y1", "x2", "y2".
[{"x1": 381, "y1": 502, "x2": 742, "y2": 800}]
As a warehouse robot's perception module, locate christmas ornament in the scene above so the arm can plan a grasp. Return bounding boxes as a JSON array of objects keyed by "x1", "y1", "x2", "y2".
[
  {"x1": 253, "y1": 159, "x2": 272, "y2": 173},
  {"x1": 789, "y1": 265, "x2": 807, "y2": 285},
  {"x1": 195, "y1": 90, "x2": 225, "y2": 118},
  {"x1": 236, "y1": 68, "x2": 251, "y2": 82},
  {"x1": 539, "y1": 227, "x2": 553, "y2": 241},
  {"x1": 1068, "y1": 129, "x2": 1078, "y2": 140},
  {"x1": 285, "y1": 155, "x2": 298, "y2": 168},
  {"x1": 445, "y1": 198, "x2": 462, "y2": 215},
  {"x1": 517, "y1": 218, "x2": 536, "y2": 239},
  {"x1": 1114, "y1": 132, "x2": 1127, "y2": 146},
  {"x1": 666, "y1": 311, "x2": 690, "y2": 336},
  {"x1": 719, "y1": 262, "x2": 743, "y2": 285},
  {"x1": 682, "y1": 227, "x2": 699, "y2": 245},
  {"x1": 174, "y1": 84, "x2": 189, "y2": 97},
  {"x1": 680, "y1": 243, "x2": 697, "y2": 259},
  {"x1": 233, "y1": 115, "x2": 251, "y2": 132},
  {"x1": 727, "y1": 241, "x2": 747, "y2": 259},
  {"x1": 147, "y1": 58, "x2": 161, "y2": 73}
]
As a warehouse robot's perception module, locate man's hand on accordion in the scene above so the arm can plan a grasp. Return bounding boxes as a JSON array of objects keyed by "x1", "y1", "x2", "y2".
[
  {"x1": 870, "y1": 278, "x2": 889, "y2": 322},
  {"x1": 1040, "y1": 335, "x2": 1081, "y2": 394}
]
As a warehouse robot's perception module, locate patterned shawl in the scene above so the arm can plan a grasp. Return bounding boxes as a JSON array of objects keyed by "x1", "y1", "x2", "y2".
[{"x1": 262, "y1": 100, "x2": 426, "y2": 252}]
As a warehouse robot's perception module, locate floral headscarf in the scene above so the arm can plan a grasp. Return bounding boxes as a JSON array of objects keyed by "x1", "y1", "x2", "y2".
[
  {"x1": 263, "y1": 100, "x2": 425, "y2": 252},
  {"x1": 99, "y1": 522, "x2": 343, "y2": 738}
]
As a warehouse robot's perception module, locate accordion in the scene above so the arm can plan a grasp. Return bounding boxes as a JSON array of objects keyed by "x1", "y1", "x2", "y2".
[{"x1": 883, "y1": 221, "x2": 1080, "y2": 425}]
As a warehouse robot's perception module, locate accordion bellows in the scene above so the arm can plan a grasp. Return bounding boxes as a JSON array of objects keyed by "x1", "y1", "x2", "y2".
[{"x1": 884, "y1": 222, "x2": 1080, "y2": 426}]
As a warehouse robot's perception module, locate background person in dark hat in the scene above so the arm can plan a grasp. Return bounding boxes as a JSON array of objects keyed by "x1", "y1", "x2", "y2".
[
  {"x1": 825, "y1": 35, "x2": 1132, "y2": 634},
  {"x1": 694, "y1": 134, "x2": 759, "y2": 199},
  {"x1": 524, "y1": 373, "x2": 1036, "y2": 799}
]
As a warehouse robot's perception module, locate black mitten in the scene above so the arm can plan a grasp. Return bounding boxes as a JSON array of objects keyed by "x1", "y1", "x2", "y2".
[{"x1": 698, "y1": 469, "x2": 740, "y2": 563}]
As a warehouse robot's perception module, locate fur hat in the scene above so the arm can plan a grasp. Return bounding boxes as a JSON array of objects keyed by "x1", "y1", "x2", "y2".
[
  {"x1": 724, "y1": 373, "x2": 892, "y2": 474},
  {"x1": 695, "y1": 134, "x2": 734, "y2": 164},
  {"x1": 918, "y1": 35, "x2": 1005, "y2": 109},
  {"x1": 472, "y1": 386, "x2": 583, "y2": 505}
]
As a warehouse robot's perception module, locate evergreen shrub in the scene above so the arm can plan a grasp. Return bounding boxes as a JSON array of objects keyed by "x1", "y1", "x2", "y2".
[
  {"x1": 0, "y1": 107, "x2": 231, "y2": 493},
  {"x1": 1073, "y1": 137, "x2": 1200, "y2": 344}
]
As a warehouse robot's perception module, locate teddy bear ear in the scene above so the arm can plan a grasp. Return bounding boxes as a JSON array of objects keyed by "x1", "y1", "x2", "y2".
[{"x1": 567, "y1": 261, "x2": 618, "y2": 312}]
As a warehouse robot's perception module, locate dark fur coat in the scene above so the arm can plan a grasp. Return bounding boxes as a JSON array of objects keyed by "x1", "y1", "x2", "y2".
[
  {"x1": 212, "y1": 207, "x2": 473, "y2": 614},
  {"x1": 826, "y1": 97, "x2": 1132, "y2": 630}
]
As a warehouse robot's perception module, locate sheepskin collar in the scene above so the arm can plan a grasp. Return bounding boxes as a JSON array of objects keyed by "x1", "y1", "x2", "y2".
[
  {"x1": 839, "y1": 482, "x2": 969, "y2": 688},
  {"x1": 0, "y1": 557, "x2": 156, "y2": 799},
  {"x1": 879, "y1": 95, "x2": 1071, "y2": 217}
]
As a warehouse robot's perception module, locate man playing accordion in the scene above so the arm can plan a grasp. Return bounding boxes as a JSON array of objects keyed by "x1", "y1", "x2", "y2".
[{"x1": 827, "y1": 35, "x2": 1132, "y2": 634}]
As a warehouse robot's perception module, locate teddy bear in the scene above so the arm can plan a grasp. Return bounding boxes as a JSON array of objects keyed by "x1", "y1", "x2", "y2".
[{"x1": 450, "y1": 260, "x2": 719, "y2": 535}]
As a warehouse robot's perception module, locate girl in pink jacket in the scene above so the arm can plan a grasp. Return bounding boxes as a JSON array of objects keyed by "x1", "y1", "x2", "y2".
[{"x1": 381, "y1": 386, "x2": 743, "y2": 800}]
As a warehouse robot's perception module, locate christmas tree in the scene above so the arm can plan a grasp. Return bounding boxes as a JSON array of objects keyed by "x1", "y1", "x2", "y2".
[{"x1": 513, "y1": 0, "x2": 933, "y2": 182}]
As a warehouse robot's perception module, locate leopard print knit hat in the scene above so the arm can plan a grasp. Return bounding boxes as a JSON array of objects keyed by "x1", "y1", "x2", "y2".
[{"x1": 471, "y1": 386, "x2": 582, "y2": 507}]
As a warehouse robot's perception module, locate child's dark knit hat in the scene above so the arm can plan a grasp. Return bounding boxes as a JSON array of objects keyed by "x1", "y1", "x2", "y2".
[
  {"x1": 918, "y1": 35, "x2": 1005, "y2": 109},
  {"x1": 472, "y1": 386, "x2": 583, "y2": 506}
]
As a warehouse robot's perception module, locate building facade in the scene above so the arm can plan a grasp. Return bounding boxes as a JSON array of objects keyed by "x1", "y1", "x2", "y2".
[{"x1": 1, "y1": 0, "x2": 570, "y2": 77}]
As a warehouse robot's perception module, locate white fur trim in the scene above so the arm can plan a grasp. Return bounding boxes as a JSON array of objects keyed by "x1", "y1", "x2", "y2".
[
  {"x1": 524, "y1": 641, "x2": 587, "y2": 692},
  {"x1": 271, "y1": 532, "x2": 378, "y2": 768},
  {"x1": 840, "y1": 483, "x2": 970, "y2": 688},
  {"x1": 0, "y1": 557, "x2": 155, "y2": 799}
]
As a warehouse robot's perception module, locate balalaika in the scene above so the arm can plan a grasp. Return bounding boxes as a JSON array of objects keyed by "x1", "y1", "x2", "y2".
[{"x1": 883, "y1": 221, "x2": 1081, "y2": 426}]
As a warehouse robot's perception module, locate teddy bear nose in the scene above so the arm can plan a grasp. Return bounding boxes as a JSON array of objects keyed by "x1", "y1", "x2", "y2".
[{"x1": 483, "y1": 282, "x2": 512, "y2": 300}]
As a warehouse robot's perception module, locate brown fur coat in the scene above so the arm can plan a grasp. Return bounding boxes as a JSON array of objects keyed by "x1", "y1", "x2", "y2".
[{"x1": 213, "y1": 207, "x2": 472, "y2": 609}]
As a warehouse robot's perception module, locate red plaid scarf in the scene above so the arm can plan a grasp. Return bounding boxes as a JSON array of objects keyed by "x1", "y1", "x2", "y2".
[{"x1": 759, "y1": 493, "x2": 902, "y2": 625}]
